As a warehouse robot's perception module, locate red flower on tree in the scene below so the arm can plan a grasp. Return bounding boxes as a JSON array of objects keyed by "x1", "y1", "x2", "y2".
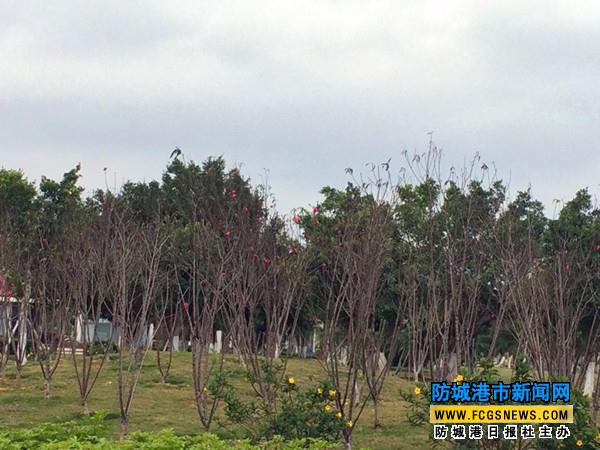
[
  {"x1": 224, "y1": 230, "x2": 232, "y2": 237},
  {"x1": 312, "y1": 207, "x2": 319, "y2": 215},
  {"x1": 293, "y1": 215, "x2": 301, "y2": 224},
  {"x1": 231, "y1": 190, "x2": 238, "y2": 200},
  {"x1": 263, "y1": 256, "x2": 272, "y2": 265},
  {"x1": 183, "y1": 301, "x2": 190, "y2": 312}
]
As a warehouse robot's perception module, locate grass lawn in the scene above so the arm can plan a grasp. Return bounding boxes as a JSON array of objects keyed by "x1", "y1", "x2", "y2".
[{"x1": 0, "y1": 352, "x2": 430, "y2": 449}]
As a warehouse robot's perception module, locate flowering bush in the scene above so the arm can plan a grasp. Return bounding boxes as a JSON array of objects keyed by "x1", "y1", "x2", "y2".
[
  {"x1": 270, "y1": 380, "x2": 347, "y2": 441},
  {"x1": 223, "y1": 376, "x2": 346, "y2": 443}
]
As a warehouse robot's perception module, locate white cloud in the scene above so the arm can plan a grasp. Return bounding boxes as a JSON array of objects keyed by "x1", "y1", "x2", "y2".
[{"x1": 1, "y1": 0, "x2": 599, "y2": 213}]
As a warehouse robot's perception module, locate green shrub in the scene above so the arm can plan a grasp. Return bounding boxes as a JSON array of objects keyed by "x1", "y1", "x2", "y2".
[
  {"x1": 0, "y1": 414, "x2": 338, "y2": 449},
  {"x1": 223, "y1": 376, "x2": 346, "y2": 442}
]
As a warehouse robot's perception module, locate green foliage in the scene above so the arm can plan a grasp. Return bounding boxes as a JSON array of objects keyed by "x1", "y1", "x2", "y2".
[
  {"x1": 37, "y1": 165, "x2": 84, "y2": 227},
  {"x1": 88, "y1": 342, "x2": 118, "y2": 356},
  {"x1": 223, "y1": 377, "x2": 346, "y2": 442},
  {"x1": 159, "y1": 157, "x2": 264, "y2": 225},
  {"x1": 0, "y1": 168, "x2": 37, "y2": 234},
  {"x1": 0, "y1": 411, "x2": 110, "y2": 449},
  {"x1": 399, "y1": 384, "x2": 429, "y2": 427},
  {"x1": 513, "y1": 354, "x2": 532, "y2": 383},
  {"x1": 0, "y1": 413, "x2": 338, "y2": 449},
  {"x1": 270, "y1": 381, "x2": 346, "y2": 442}
]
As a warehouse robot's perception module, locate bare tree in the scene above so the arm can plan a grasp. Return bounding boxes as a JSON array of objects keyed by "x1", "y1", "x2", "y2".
[
  {"x1": 152, "y1": 266, "x2": 180, "y2": 384},
  {"x1": 28, "y1": 243, "x2": 70, "y2": 399},
  {"x1": 0, "y1": 223, "x2": 15, "y2": 378},
  {"x1": 0, "y1": 223, "x2": 31, "y2": 386},
  {"x1": 0, "y1": 218, "x2": 34, "y2": 388},
  {"x1": 318, "y1": 178, "x2": 395, "y2": 450},
  {"x1": 0, "y1": 273, "x2": 14, "y2": 377},
  {"x1": 111, "y1": 210, "x2": 168, "y2": 438},
  {"x1": 500, "y1": 225, "x2": 600, "y2": 384},
  {"x1": 399, "y1": 145, "x2": 502, "y2": 381},
  {"x1": 223, "y1": 209, "x2": 310, "y2": 420},
  {"x1": 66, "y1": 209, "x2": 115, "y2": 415},
  {"x1": 179, "y1": 221, "x2": 232, "y2": 430},
  {"x1": 361, "y1": 310, "x2": 405, "y2": 429}
]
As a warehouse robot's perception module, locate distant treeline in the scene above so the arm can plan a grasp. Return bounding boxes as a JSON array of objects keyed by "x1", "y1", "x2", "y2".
[{"x1": 0, "y1": 148, "x2": 599, "y2": 444}]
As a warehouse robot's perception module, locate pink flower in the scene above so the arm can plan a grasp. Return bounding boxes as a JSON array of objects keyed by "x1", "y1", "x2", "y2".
[
  {"x1": 263, "y1": 256, "x2": 272, "y2": 265},
  {"x1": 224, "y1": 230, "x2": 232, "y2": 237},
  {"x1": 596, "y1": 244, "x2": 600, "y2": 251},
  {"x1": 183, "y1": 302, "x2": 189, "y2": 312},
  {"x1": 312, "y1": 207, "x2": 319, "y2": 215},
  {"x1": 242, "y1": 206, "x2": 249, "y2": 214},
  {"x1": 231, "y1": 190, "x2": 238, "y2": 199},
  {"x1": 293, "y1": 215, "x2": 301, "y2": 224}
]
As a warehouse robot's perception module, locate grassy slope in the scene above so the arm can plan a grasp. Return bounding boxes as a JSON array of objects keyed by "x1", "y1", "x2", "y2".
[{"x1": 0, "y1": 353, "x2": 429, "y2": 449}]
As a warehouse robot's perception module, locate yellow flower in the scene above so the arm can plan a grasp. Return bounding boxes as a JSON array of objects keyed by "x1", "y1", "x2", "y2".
[
  {"x1": 287, "y1": 377, "x2": 295, "y2": 385},
  {"x1": 317, "y1": 387, "x2": 323, "y2": 395},
  {"x1": 328, "y1": 389, "x2": 337, "y2": 398},
  {"x1": 336, "y1": 412, "x2": 343, "y2": 418},
  {"x1": 414, "y1": 386, "x2": 421, "y2": 395},
  {"x1": 202, "y1": 386, "x2": 208, "y2": 393},
  {"x1": 576, "y1": 440, "x2": 584, "y2": 447},
  {"x1": 324, "y1": 404, "x2": 333, "y2": 413},
  {"x1": 346, "y1": 420, "x2": 353, "y2": 428},
  {"x1": 597, "y1": 432, "x2": 600, "y2": 441},
  {"x1": 453, "y1": 374, "x2": 464, "y2": 383}
]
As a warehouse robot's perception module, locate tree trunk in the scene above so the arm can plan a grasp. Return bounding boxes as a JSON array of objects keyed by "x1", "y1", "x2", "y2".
[
  {"x1": 157, "y1": 348, "x2": 173, "y2": 384},
  {"x1": 82, "y1": 399, "x2": 90, "y2": 416},
  {"x1": 43, "y1": 379, "x2": 50, "y2": 399},
  {"x1": 0, "y1": 341, "x2": 9, "y2": 377},
  {"x1": 157, "y1": 349, "x2": 166, "y2": 384},
  {"x1": 119, "y1": 418, "x2": 128, "y2": 440},
  {"x1": 373, "y1": 396, "x2": 381, "y2": 428},
  {"x1": 343, "y1": 433, "x2": 352, "y2": 450}
]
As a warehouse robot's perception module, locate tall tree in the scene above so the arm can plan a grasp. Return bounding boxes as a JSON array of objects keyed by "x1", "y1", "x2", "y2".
[{"x1": 0, "y1": 169, "x2": 37, "y2": 385}]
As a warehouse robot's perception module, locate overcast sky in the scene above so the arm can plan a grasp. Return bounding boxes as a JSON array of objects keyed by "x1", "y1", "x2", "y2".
[{"x1": 1, "y1": 0, "x2": 599, "y2": 216}]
